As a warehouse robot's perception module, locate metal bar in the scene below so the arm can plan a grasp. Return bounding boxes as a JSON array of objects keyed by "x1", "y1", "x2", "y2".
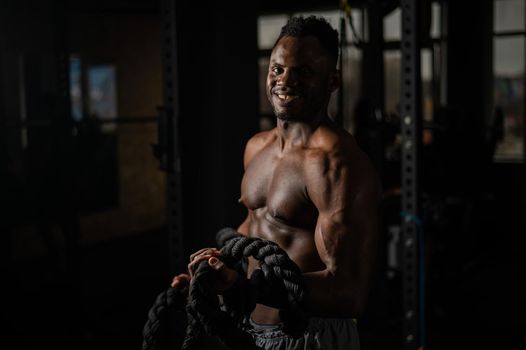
[
  {"x1": 400, "y1": 0, "x2": 424, "y2": 349},
  {"x1": 493, "y1": 30, "x2": 526, "y2": 37},
  {"x1": 4, "y1": 115, "x2": 158, "y2": 128},
  {"x1": 523, "y1": 3, "x2": 526, "y2": 219},
  {"x1": 336, "y1": 16, "x2": 346, "y2": 127},
  {"x1": 383, "y1": 37, "x2": 442, "y2": 51},
  {"x1": 161, "y1": 0, "x2": 185, "y2": 275}
]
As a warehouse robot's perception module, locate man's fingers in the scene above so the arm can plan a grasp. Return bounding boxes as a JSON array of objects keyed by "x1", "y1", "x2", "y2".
[
  {"x1": 208, "y1": 257, "x2": 224, "y2": 270},
  {"x1": 188, "y1": 254, "x2": 219, "y2": 276},
  {"x1": 170, "y1": 273, "x2": 190, "y2": 288},
  {"x1": 189, "y1": 248, "x2": 221, "y2": 264},
  {"x1": 181, "y1": 255, "x2": 238, "y2": 293},
  {"x1": 189, "y1": 248, "x2": 213, "y2": 262}
]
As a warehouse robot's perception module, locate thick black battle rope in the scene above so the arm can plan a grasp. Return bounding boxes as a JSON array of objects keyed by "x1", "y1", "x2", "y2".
[
  {"x1": 142, "y1": 228, "x2": 307, "y2": 350},
  {"x1": 216, "y1": 228, "x2": 308, "y2": 335},
  {"x1": 142, "y1": 285, "x2": 189, "y2": 350},
  {"x1": 183, "y1": 260, "x2": 258, "y2": 350}
]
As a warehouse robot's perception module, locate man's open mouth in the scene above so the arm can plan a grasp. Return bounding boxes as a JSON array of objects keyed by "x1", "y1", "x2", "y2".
[{"x1": 277, "y1": 94, "x2": 298, "y2": 101}]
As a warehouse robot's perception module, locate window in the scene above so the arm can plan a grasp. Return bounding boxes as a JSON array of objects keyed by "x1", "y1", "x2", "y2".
[
  {"x1": 87, "y1": 65, "x2": 118, "y2": 133},
  {"x1": 493, "y1": 0, "x2": 525, "y2": 161},
  {"x1": 258, "y1": 15, "x2": 289, "y2": 50},
  {"x1": 69, "y1": 55, "x2": 83, "y2": 122},
  {"x1": 69, "y1": 59, "x2": 119, "y2": 134},
  {"x1": 68, "y1": 57, "x2": 120, "y2": 211}
]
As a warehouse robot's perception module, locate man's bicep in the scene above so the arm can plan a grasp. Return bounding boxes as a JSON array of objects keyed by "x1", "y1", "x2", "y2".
[
  {"x1": 306, "y1": 154, "x2": 353, "y2": 264},
  {"x1": 313, "y1": 212, "x2": 354, "y2": 273},
  {"x1": 313, "y1": 185, "x2": 379, "y2": 309},
  {"x1": 310, "y1": 156, "x2": 380, "y2": 278}
]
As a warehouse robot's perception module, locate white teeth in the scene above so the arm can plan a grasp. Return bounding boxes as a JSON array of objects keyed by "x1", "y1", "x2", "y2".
[{"x1": 277, "y1": 94, "x2": 297, "y2": 101}]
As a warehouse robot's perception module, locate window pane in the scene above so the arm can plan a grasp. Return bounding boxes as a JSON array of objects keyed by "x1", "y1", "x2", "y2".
[
  {"x1": 341, "y1": 8, "x2": 366, "y2": 44},
  {"x1": 494, "y1": 36, "x2": 524, "y2": 76},
  {"x1": 385, "y1": 4, "x2": 442, "y2": 41},
  {"x1": 258, "y1": 15, "x2": 289, "y2": 49},
  {"x1": 430, "y1": 2, "x2": 442, "y2": 39},
  {"x1": 422, "y1": 49, "x2": 434, "y2": 122},
  {"x1": 495, "y1": 0, "x2": 525, "y2": 32},
  {"x1": 493, "y1": 36, "x2": 524, "y2": 160},
  {"x1": 384, "y1": 49, "x2": 435, "y2": 121},
  {"x1": 384, "y1": 50, "x2": 401, "y2": 116},
  {"x1": 258, "y1": 56, "x2": 272, "y2": 115},
  {"x1": 384, "y1": 7, "x2": 401, "y2": 41},
  {"x1": 69, "y1": 55, "x2": 83, "y2": 122},
  {"x1": 88, "y1": 65, "x2": 117, "y2": 133},
  {"x1": 341, "y1": 46, "x2": 363, "y2": 132}
]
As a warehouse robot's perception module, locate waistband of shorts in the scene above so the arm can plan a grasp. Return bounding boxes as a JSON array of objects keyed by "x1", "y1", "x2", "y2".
[
  {"x1": 246, "y1": 316, "x2": 357, "y2": 334},
  {"x1": 248, "y1": 317, "x2": 284, "y2": 331}
]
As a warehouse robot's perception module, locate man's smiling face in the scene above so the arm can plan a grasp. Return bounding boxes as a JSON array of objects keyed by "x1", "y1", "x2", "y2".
[{"x1": 266, "y1": 35, "x2": 339, "y2": 122}]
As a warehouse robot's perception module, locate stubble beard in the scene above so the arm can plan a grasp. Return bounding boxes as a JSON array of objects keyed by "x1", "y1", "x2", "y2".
[
  {"x1": 273, "y1": 104, "x2": 299, "y2": 121},
  {"x1": 275, "y1": 110, "x2": 292, "y2": 121}
]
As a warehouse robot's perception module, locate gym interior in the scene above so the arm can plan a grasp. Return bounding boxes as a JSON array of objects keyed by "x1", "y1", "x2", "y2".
[{"x1": 1, "y1": 0, "x2": 524, "y2": 349}]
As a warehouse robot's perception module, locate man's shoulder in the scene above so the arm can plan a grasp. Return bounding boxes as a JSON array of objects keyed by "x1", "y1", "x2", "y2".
[
  {"x1": 246, "y1": 129, "x2": 276, "y2": 151},
  {"x1": 249, "y1": 129, "x2": 275, "y2": 143},
  {"x1": 309, "y1": 124, "x2": 356, "y2": 160},
  {"x1": 307, "y1": 125, "x2": 376, "y2": 179},
  {"x1": 244, "y1": 129, "x2": 276, "y2": 165}
]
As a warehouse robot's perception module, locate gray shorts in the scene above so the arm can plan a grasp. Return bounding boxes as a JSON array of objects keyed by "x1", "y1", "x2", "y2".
[{"x1": 245, "y1": 317, "x2": 360, "y2": 350}]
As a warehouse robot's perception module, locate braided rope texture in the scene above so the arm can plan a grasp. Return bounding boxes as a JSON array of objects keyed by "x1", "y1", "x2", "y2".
[
  {"x1": 142, "y1": 286, "x2": 189, "y2": 350},
  {"x1": 142, "y1": 227, "x2": 307, "y2": 350},
  {"x1": 217, "y1": 228, "x2": 308, "y2": 336},
  {"x1": 218, "y1": 229, "x2": 304, "y2": 305}
]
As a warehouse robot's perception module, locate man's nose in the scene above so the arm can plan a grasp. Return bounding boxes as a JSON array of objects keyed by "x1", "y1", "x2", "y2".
[{"x1": 277, "y1": 69, "x2": 299, "y2": 86}]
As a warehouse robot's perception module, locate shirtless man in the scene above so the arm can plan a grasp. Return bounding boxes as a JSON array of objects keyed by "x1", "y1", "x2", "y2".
[{"x1": 173, "y1": 16, "x2": 380, "y2": 349}]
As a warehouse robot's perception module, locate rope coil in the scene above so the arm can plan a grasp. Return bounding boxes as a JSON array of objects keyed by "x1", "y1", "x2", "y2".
[{"x1": 142, "y1": 228, "x2": 307, "y2": 350}]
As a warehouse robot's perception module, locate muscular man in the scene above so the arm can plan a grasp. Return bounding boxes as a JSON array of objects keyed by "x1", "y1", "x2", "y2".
[{"x1": 173, "y1": 15, "x2": 380, "y2": 349}]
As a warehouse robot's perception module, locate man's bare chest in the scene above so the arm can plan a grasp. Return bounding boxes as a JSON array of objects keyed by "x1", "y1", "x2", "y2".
[{"x1": 240, "y1": 150, "x2": 317, "y2": 227}]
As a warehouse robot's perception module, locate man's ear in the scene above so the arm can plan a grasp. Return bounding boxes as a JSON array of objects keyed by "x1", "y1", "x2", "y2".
[{"x1": 328, "y1": 70, "x2": 340, "y2": 93}]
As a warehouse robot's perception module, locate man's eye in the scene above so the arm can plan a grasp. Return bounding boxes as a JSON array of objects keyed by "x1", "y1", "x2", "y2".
[
  {"x1": 299, "y1": 67, "x2": 313, "y2": 76},
  {"x1": 271, "y1": 67, "x2": 282, "y2": 74}
]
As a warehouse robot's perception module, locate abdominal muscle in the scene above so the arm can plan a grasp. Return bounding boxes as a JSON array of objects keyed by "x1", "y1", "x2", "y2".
[{"x1": 246, "y1": 207, "x2": 324, "y2": 325}]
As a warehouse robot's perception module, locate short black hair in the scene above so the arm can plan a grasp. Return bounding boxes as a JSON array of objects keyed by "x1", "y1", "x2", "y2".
[{"x1": 274, "y1": 15, "x2": 339, "y2": 64}]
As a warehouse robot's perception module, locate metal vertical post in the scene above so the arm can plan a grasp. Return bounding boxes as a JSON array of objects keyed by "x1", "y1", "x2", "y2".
[
  {"x1": 400, "y1": 0, "x2": 423, "y2": 349},
  {"x1": 160, "y1": 0, "x2": 185, "y2": 275},
  {"x1": 336, "y1": 16, "x2": 346, "y2": 127},
  {"x1": 52, "y1": 0, "x2": 80, "y2": 274},
  {"x1": 523, "y1": 1, "x2": 526, "y2": 222},
  {"x1": 54, "y1": 1, "x2": 71, "y2": 121}
]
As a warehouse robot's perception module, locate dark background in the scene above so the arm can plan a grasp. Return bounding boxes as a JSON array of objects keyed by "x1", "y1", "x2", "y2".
[{"x1": 1, "y1": 0, "x2": 524, "y2": 349}]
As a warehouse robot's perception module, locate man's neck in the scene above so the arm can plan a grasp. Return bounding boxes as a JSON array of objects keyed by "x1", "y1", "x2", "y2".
[{"x1": 275, "y1": 115, "x2": 328, "y2": 151}]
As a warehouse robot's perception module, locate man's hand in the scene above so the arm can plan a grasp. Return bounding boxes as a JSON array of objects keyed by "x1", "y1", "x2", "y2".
[
  {"x1": 170, "y1": 273, "x2": 190, "y2": 288},
  {"x1": 171, "y1": 248, "x2": 239, "y2": 293}
]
